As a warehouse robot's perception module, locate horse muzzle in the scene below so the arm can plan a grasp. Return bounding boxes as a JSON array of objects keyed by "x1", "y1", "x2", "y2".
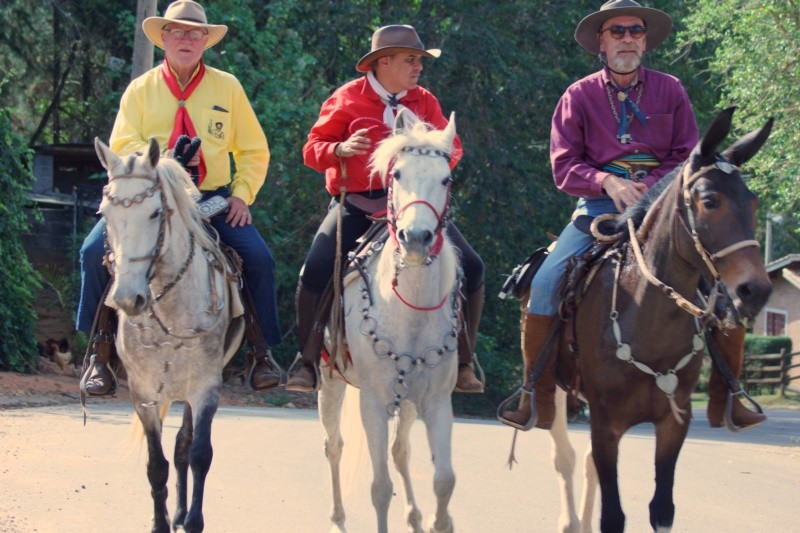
[
  {"x1": 396, "y1": 228, "x2": 435, "y2": 266},
  {"x1": 109, "y1": 283, "x2": 151, "y2": 317}
]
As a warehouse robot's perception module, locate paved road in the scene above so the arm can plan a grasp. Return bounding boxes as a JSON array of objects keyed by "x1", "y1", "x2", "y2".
[{"x1": 0, "y1": 402, "x2": 797, "y2": 532}]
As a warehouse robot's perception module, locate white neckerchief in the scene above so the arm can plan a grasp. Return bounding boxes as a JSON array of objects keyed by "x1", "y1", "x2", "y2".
[{"x1": 366, "y1": 70, "x2": 419, "y2": 127}]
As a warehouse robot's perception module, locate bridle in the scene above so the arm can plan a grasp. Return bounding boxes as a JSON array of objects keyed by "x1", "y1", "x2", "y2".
[{"x1": 386, "y1": 146, "x2": 453, "y2": 311}]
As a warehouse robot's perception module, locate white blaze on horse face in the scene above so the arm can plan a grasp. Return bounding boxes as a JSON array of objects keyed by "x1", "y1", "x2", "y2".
[{"x1": 391, "y1": 153, "x2": 450, "y2": 266}]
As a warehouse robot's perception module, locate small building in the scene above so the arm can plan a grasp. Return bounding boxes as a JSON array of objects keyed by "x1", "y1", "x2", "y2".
[{"x1": 752, "y1": 254, "x2": 800, "y2": 391}]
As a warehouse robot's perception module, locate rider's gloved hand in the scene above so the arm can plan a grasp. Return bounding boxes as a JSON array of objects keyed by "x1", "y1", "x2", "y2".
[{"x1": 173, "y1": 135, "x2": 202, "y2": 171}]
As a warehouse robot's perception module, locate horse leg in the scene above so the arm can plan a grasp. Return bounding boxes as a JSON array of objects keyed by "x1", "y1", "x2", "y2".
[
  {"x1": 648, "y1": 418, "x2": 689, "y2": 532},
  {"x1": 549, "y1": 388, "x2": 579, "y2": 533},
  {"x1": 578, "y1": 440, "x2": 597, "y2": 533},
  {"x1": 590, "y1": 418, "x2": 625, "y2": 533},
  {"x1": 391, "y1": 402, "x2": 423, "y2": 532},
  {"x1": 421, "y1": 393, "x2": 455, "y2": 533},
  {"x1": 318, "y1": 371, "x2": 348, "y2": 532},
  {"x1": 183, "y1": 396, "x2": 219, "y2": 533},
  {"x1": 133, "y1": 402, "x2": 171, "y2": 533},
  {"x1": 359, "y1": 390, "x2": 392, "y2": 533},
  {"x1": 172, "y1": 404, "x2": 194, "y2": 530}
]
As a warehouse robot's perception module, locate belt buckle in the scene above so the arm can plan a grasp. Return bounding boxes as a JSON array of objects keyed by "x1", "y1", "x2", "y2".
[{"x1": 631, "y1": 168, "x2": 648, "y2": 182}]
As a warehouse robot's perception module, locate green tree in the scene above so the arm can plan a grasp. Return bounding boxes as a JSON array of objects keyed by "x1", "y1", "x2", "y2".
[
  {"x1": 0, "y1": 109, "x2": 41, "y2": 371},
  {"x1": 679, "y1": 0, "x2": 800, "y2": 254}
]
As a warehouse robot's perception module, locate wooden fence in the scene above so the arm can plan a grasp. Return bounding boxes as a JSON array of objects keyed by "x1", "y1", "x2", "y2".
[{"x1": 742, "y1": 349, "x2": 800, "y2": 396}]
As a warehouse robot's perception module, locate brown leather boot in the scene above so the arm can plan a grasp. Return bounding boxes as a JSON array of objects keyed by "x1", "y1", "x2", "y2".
[
  {"x1": 286, "y1": 283, "x2": 323, "y2": 393},
  {"x1": 83, "y1": 305, "x2": 118, "y2": 397},
  {"x1": 499, "y1": 313, "x2": 557, "y2": 430},
  {"x1": 240, "y1": 285, "x2": 285, "y2": 391},
  {"x1": 707, "y1": 326, "x2": 767, "y2": 430},
  {"x1": 455, "y1": 285, "x2": 485, "y2": 393},
  {"x1": 246, "y1": 343, "x2": 283, "y2": 391}
]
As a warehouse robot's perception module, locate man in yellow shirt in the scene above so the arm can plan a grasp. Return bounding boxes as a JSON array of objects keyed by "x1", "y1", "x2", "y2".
[{"x1": 77, "y1": 0, "x2": 283, "y2": 394}]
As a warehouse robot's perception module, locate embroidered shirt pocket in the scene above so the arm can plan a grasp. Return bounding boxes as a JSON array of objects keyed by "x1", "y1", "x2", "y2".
[{"x1": 202, "y1": 108, "x2": 230, "y2": 144}]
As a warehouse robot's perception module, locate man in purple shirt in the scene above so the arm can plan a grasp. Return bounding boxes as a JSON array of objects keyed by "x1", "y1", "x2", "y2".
[{"x1": 500, "y1": 0, "x2": 766, "y2": 431}]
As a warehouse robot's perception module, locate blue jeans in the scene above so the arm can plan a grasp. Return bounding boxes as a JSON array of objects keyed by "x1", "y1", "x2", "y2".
[
  {"x1": 528, "y1": 197, "x2": 616, "y2": 315},
  {"x1": 77, "y1": 192, "x2": 282, "y2": 346}
]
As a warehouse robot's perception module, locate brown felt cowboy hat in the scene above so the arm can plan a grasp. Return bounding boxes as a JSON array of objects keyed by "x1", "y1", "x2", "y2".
[
  {"x1": 574, "y1": 0, "x2": 672, "y2": 55},
  {"x1": 143, "y1": 0, "x2": 228, "y2": 50},
  {"x1": 356, "y1": 25, "x2": 441, "y2": 73}
]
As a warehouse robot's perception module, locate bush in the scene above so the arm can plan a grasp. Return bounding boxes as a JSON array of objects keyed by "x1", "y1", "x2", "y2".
[
  {"x1": 745, "y1": 334, "x2": 792, "y2": 355},
  {"x1": 0, "y1": 108, "x2": 41, "y2": 371}
]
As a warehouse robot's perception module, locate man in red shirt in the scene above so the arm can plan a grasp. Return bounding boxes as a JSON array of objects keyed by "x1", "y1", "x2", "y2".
[{"x1": 286, "y1": 25, "x2": 485, "y2": 393}]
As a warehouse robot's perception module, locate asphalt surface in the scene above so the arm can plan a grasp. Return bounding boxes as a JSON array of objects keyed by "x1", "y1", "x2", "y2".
[{"x1": 0, "y1": 402, "x2": 797, "y2": 532}]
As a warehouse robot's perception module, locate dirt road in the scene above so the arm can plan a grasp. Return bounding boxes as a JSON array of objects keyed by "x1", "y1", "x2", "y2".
[{"x1": 0, "y1": 397, "x2": 798, "y2": 532}]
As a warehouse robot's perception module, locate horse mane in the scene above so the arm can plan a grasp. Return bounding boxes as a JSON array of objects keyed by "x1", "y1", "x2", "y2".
[
  {"x1": 369, "y1": 120, "x2": 453, "y2": 188},
  {"x1": 154, "y1": 157, "x2": 220, "y2": 254},
  {"x1": 606, "y1": 163, "x2": 685, "y2": 240}
]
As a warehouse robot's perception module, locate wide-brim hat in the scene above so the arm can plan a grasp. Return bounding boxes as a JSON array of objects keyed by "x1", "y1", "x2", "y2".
[
  {"x1": 356, "y1": 25, "x2": 441, "y2": 73},
  {"x1": 574, "y1": 0, "x2": 672, "y2": 55},
  {"x1": 143, "y1": 0, "x2": 228, "y2": 50}
]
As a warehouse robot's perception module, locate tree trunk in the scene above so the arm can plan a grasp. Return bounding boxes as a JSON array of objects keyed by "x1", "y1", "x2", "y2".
[{"x1": 131, "y1": 0, "x2": 157, "y2": 80}]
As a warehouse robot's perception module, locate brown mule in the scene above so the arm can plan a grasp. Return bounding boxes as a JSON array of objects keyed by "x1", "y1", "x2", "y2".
[{"x1": 499, "y1": 313, "x2": 557, "y2": 430}]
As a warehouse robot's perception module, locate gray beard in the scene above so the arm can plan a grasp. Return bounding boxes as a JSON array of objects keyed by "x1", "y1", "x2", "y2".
[{"x1": 610, "y1": 54, "x2": 642, "y2": 74}]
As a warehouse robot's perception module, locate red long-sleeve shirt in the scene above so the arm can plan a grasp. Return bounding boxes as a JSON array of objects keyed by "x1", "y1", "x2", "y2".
[{"x1": 303, "y1": 76, "x2": 462, "y2": 195}]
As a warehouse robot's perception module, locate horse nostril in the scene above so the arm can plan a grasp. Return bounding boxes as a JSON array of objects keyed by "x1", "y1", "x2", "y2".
[
  {"x1": 135, "y1": 294, "x2": 147, "y2": 310},
  {"x1": 397, "y1": 229, "x2": 407, "y2": 243},
  {"x1": 737, "y1": 280, "x2": 772, "y2": 313},
  {"x1": 421, "y1": 230, "x2": 433, "y2": 246}
]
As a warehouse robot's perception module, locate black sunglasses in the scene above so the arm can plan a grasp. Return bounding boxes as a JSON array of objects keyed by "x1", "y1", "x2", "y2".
[{"x1": 600, "y1": 24, "x2": 647, "y2": 40}]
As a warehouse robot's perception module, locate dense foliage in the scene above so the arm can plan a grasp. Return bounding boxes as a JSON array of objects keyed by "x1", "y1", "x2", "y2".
[
  {"x1": 3, "y1": 1, "x2": 796, "y2": 407},
  {"x1": 0, "y1": 109, "x2": 41, "y2": 371}
]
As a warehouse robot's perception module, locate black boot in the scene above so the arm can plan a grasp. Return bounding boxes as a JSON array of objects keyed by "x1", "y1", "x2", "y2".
[{"x1": 286, "y1": 282, "x2": 324, "y2": 392}]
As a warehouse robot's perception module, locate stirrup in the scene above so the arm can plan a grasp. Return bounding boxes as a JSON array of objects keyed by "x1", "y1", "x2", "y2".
[
  {"x1": 724, "y1": 389, "x2": 765, "y2": 433},
  {"x1": 285, "y1": 352, "x2": 320, "y2": 393},
  {"x1": 247, "y1": 348, "x2": 286, "y2": 390},
  {"x1": 496, "y1": 387, "x2": 537, "y2": 431},
  {"x1": 79, "y1": 356, "x2": 118, "y2": 397}
]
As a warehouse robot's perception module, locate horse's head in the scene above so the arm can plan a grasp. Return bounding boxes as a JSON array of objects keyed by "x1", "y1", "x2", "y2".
[
  {"x1": 94, "y1": 137, "x2": 172, "y2": 316},
  {"x1": 371, "y1": 111, "x2": 457, "y2": 266},
  {"x1": 679, "y1": 107, "x2": 773, "y2": 322}
]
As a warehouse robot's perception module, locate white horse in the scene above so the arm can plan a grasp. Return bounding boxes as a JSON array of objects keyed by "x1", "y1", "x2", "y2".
[
  {"x1": 318, "y1": 112, "x2": 461, "y2": 533},
  {"x1": 93, "y1": 138, "x2": 245, "y2": 533}
]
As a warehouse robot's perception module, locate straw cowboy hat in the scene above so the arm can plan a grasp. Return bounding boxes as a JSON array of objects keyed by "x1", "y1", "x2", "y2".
[
  {"x1": 574, "y1": 0, "x2": 672, "y2": 55},
  {"x1": 356, "y1": 25, "x2": 441, "y2": 73},
  {"x1": 143, "y1": 0, "x2": 228, "y2": 50}
]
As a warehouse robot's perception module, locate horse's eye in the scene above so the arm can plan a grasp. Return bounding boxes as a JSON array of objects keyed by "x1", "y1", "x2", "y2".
[
  {"x1": 441, "y1": 176, "x2": 452, "y2": 186},
  {"x1": 700, "y1": 193, "x2": 720, "y2": 209},
  {"x1": 393, "y1": 170, "x2": 401, "y2": 181},
  {"x1": 149, "y1": 209, "x2": 161, "y2": 220}
]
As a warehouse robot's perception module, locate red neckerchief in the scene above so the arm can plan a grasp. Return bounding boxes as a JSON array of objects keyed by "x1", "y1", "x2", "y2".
[{"x1": 161, "y1": 59, "x2": 207, "y2": 185}]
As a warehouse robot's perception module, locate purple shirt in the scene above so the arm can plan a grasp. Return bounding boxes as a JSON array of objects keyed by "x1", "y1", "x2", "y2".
[{"x1": 550, "y1": 67, "x2": 698, "y2": 198}]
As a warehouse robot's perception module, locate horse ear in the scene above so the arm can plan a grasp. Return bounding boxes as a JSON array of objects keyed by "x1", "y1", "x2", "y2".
[
  {"x1": 94, "y1": 137, "x2": 120, "y2": 171},
  {"x1": 394, "y1": 108, "x2": 417, "y2": 135},
  {"x1": 146, "y1": 137, "x2": 160, "y2": 169},
  {"x1": 722, "y1": 117, "x2": 774, "y2": 167},
  {"x1": 692, "y1": 107, "x2": 736, "y2": 166},
  {"x1": 442, "y1": 112, "x2": 456, "y2": 146}
]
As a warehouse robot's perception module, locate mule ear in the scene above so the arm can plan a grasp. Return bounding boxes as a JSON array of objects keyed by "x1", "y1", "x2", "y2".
[
  {"x1": 146, "y1": 137, "x2": 160, "y2": 169},
  {"x1": 442, "y1": 111, "x2": 456, "y2": 146},
  {"x1": 693, "y1": 107, "x2": 736, "y2": 166},
  {"x1": 722, "y1": 117, "x2": 774, "y2": 167},
  {"x1": 94, "y1": 137, "x2": 120, "y2": 171}
]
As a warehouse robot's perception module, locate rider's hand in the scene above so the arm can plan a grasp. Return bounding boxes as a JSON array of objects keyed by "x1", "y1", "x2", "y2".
[
  {"x1": 602, "y1": 174, "x2": 648, "y2": 212},
  {"x1": 225, "y1": 196, "x2": 252, "y2": 227},
  {"x1": 172, "y1": 135, "x2": 201, "y2": 169},
  {"x1": 334, "y1": 128, "x2": 371, "y2": 158}
]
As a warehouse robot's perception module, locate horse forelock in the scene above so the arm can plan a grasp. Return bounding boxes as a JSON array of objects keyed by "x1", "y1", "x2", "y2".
[{"x1": 369, "y1": 120, "x2": 451, "y2": 186}]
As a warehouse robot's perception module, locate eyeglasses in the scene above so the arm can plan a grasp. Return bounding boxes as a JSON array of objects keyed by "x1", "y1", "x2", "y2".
[
  {"x1": 600, "y1": 24, "x2": 647, "y2": 40},
  {"x1": 163, "y1": 26, "x2": 207, "y2": 41}
]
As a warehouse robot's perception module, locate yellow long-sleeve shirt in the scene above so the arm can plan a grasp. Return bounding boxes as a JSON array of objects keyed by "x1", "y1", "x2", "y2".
[{"x1": 109, "y1": 62, "x2": 269, "y2": 205}]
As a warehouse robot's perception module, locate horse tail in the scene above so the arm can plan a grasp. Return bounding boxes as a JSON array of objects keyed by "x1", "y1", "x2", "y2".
[
  {"x1": 126, "y1": 402, "x2": 174, "y2": 450},
  {"x1": 339, "y1": 387, "x2": 371, "y2": 499}
]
